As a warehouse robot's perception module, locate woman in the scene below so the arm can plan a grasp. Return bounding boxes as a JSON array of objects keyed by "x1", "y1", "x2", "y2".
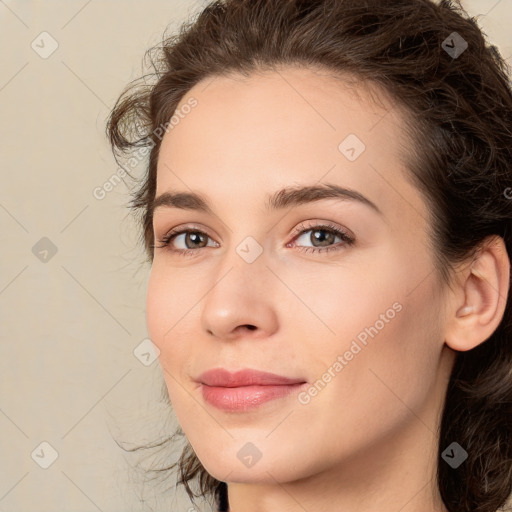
[{"x1": 106, "y1": 0, "x2": 512, "y2": 510}]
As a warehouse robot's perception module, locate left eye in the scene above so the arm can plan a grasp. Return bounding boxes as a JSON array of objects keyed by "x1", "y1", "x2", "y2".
[
  {"x1": 292, "y1": 225, "x2": 353, "y2": 249},
  {"x1": 166, "y1": 231, "x2": 217, "y2": 251},
  {"x1": 288, "y1": 224, "x2": 354, "y2": 252}
]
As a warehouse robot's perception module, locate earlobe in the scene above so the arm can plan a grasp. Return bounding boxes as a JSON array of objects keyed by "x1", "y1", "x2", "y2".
[{"x1": 445, "y1": 235, "x2": 510, "y2": 352}]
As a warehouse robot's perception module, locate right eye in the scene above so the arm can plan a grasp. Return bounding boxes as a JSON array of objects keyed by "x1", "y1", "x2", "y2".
[{"x1": 153, "y1": 228, "x2": 219, "y2": 257}]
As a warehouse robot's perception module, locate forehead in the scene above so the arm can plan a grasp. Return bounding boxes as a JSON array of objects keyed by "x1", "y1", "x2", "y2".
[{"x1": 155, "y1": 66, "x2": 427, "y2": 227}]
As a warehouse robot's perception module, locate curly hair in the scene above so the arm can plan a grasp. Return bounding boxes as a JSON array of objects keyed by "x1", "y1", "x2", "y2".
[{"x1": 106, "y1": 0, "x2": 512, "y2": 510}]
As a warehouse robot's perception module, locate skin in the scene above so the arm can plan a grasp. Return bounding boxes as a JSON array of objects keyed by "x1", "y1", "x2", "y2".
[{"x1": 146, "y1": 66, "x2": 510, "y2": 512}]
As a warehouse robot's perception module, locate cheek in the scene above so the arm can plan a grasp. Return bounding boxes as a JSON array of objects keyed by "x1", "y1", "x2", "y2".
[
  {"x1": 298, "y1": 250, "x2": 444, "y2": 418},
  {"x1": 283, "y1": 259, "x2": 405, "y2": 355},
  {"x1": 146, "y1": 267, "x2": 188, "y2": 359},
  {"x1": 145, "y1": 270, "x2": 168, "y2": 348},
  {"x1": 312, "y1": 276, "x2": 443, "y2": 433},
  {"x1": 145, "y1": 264, "x2": 204, "y2": 405},
  {"x1": 146, "y1": 273, "x2": 187, "y2": 410}
]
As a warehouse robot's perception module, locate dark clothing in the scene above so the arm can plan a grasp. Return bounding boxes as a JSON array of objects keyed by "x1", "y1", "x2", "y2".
[{"x1": 217, "y1": 482, "x2": 229, "y2": 512}]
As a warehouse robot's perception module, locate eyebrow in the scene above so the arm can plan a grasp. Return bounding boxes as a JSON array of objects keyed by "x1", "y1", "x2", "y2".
[{"x1": 151, "y1": 182, "x2": 383, "y2": 217}]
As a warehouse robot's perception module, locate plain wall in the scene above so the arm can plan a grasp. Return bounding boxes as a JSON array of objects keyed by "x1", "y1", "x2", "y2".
[{"x1": 1, "y1": 1, "x2": 511, "y2": 511}]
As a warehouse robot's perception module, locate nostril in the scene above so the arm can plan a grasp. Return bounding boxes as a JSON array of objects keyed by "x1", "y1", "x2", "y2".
[{"x1": 245, "y1": 325, "x2": 257, "y2": 331}]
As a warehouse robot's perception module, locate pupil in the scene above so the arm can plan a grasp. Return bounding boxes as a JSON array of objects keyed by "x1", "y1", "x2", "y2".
[
  {"x1": 188, "y1": 232, "x2": 205, "y2": 248},
  {"x1": 313, "y1": 229, "x2": 334, "y2": 246}
]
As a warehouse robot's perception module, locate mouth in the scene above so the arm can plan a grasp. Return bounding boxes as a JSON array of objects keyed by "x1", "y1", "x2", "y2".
[{"x1": 197, "y1": 368, "x2": 308, "y2": 411}]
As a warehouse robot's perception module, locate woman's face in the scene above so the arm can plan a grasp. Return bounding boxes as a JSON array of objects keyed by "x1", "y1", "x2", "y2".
[{"x1": 146, "y1": 66, "x2": 454, "y2": 486}]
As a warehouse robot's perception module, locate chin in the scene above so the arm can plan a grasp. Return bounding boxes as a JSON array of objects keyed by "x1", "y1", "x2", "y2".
[{"x1": 196, "y1": 445, "x2": 311, "y2": 485}]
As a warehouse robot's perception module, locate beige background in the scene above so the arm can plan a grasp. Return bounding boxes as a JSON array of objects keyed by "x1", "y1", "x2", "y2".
[{"x1": 1, "y1": 1, "x2": 511, "y2": 511}]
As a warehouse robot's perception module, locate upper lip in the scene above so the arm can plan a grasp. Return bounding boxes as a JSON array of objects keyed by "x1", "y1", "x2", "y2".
[{"x1": 197, "y1": 368, "x2": 306, "y2": 387}]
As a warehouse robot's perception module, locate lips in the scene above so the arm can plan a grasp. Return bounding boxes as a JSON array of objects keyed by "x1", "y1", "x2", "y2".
[
  {"x1": 197, "y1": 368, "x2": 306, "y2": 387},
  {"x1": 197, "y1": 368, "x2": 308, "y2": 411}
]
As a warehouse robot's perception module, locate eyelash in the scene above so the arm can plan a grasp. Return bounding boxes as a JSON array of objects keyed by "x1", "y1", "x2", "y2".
[{"x1": 152, "y1": 222, "x2": 355, "y2": 258}]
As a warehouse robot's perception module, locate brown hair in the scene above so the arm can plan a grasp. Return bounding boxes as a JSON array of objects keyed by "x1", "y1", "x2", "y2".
[{"x1": 106, "y1": 0, "x2": 512, "y2": 510}]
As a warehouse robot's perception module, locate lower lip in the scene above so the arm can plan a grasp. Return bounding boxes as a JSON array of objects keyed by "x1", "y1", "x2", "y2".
[{"x1": 200, "y1": 383, "x2": 306, "y2": 411}]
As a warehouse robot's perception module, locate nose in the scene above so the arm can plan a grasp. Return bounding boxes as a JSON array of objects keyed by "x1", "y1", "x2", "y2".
[{"x1": 200, "y1": 254, "x2": 279, "y2": 341}]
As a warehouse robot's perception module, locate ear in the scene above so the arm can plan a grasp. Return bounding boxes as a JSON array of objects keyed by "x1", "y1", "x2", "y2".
[{"x1": 444, "y1": 235, "x2": 510, "y2": 352}]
